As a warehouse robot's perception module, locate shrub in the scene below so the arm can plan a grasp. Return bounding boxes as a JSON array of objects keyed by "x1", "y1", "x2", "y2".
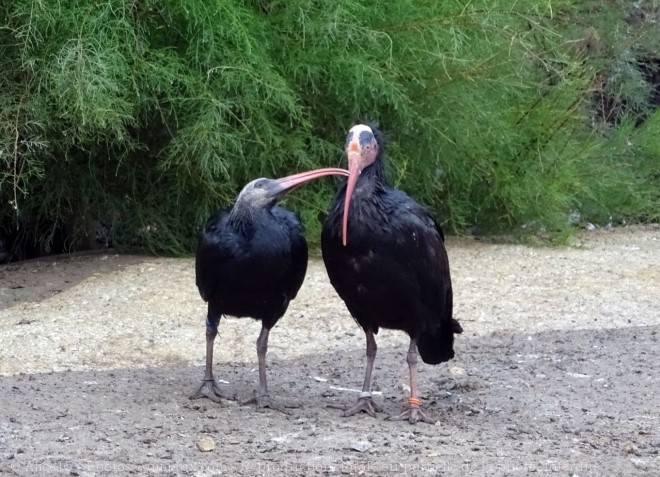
[{"x1": 1, "y1": 0, "x2": 657, "y2": 258}]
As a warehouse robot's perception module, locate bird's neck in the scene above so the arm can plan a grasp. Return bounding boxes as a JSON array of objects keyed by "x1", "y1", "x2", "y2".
[
  {"x1": 228, "y1": 205, "x2": 270, "y2": 233},
  {"x1": 351, "y1": 159, "x2": 389, "y2": 198},
  {"x1": 364, "y1": 157, "x2": 387, "y2": 184}
]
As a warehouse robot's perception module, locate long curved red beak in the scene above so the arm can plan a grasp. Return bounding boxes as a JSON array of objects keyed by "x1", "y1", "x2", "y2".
[
  {"x1": 342, "y1": 146, "x2": 363, "y2": 246},
  {"x1": 273, "y1": 167, "x2": 349, "y2": 196}
]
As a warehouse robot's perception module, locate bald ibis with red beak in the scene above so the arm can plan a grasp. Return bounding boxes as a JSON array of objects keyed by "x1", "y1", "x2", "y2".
[
  {"x1": 192, "y1": 167, "x2": 348, "y2": 411},
  {"x1": 321, "y1": 124, "x2": 463, "y2": 424}
]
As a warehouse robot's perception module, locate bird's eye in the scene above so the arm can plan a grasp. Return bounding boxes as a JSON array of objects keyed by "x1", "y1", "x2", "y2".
[
  {"x1": 365, "y1": 145, "x2": 371, "y2": 150},
  {"x1": 254, "y1": 179, "x2": 267, "y2": 189}
]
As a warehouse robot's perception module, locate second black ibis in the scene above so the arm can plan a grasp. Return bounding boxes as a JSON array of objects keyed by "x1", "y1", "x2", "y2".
[
  {"x1": 321, "y1": 124, "x2": 463, "y2": 423},
  {"x1": 192, "y1": 167, "x2": 348, "y2": 411}
]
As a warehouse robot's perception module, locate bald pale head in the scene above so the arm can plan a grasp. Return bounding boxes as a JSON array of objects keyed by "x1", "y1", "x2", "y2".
[
  {"x1": 234, "y1": 178, "x2": 280, "y2": 210},
  {"x1": 341, "y1": 124, "x2": 380, "y2": 246},
  {"x1": 233, "y1": 168, "x2": 350, "y2": 213},
  {"x1": 348, "y1": 124, "x2": 373, "y2": 137}
]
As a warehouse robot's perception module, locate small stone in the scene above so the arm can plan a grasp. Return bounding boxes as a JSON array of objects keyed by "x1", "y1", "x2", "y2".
[
  {"x1": 449, "y1": 366, "x2": 465, "y2": 376},
  {"x1": 629, "y1": 458, "x2": 647, "y2": 470},
  {"x1": 566, "y1": 372, "x2": 590, "y2": 379},
  {"x1": 196, "y1": 436, "x2": 215, "y2": 452},
  {"x1": 350, "y1": 441, "x2": 372, "y2": 453}
]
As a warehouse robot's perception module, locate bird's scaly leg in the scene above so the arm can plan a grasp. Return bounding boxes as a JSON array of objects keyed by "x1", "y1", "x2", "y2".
[
  {"x1": 388, "y1": 337, "x2": 434, "y2": 424},
  {"x1": 343, "y1": 329, "x2": 383, "y2": 417},
  {"x1": 242, "y1": 325, "x2": 297, "y2": 414},
  {"x1": 190, "y1": 316, "x2": 228, "y2": 402}
]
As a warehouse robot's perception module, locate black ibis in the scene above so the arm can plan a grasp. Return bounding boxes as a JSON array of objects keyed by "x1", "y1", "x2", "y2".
[
  {"x1": 192, "y1": 167, "x2": 348, "y2": 411},
  {"x1": 321, "y1": 124, "x2": 463, "y2": 424}
]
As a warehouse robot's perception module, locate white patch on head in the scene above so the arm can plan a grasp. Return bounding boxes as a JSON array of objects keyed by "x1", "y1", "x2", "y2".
[{"x1": 349, "y1": 124, "x2": 373, "y2": 136}]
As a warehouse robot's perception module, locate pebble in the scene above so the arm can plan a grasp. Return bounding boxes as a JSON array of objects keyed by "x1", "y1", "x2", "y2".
[
  {"x1": 350, "y1": 441, "x2": 372, "y2": 453},
  {"x1": 449, "y1": 366, "x2": 466, "y2": 376},
  {"x1": 196, "y1": 436, "x2": 215, "y2": 452}
]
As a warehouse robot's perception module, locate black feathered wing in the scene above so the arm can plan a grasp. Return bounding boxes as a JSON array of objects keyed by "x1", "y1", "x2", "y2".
[
  {"x1": 195, "y1": 209, "x2": 292, "y2": 303},
  {"x1": 322, "y1": 187, "x2": 461, "y2": 364},
  {"x1": 412, "y1": 211, "x2": 463, "y2": 364},
  {"x1": 271, "y1": 206, "x2": 308, "y2": 301},
  {"x1": 196, "y1": 206, "x2": 308, "y2": 327},
  {"x1": 195, "y1": 210, "x2": 236, "y2": 303}
]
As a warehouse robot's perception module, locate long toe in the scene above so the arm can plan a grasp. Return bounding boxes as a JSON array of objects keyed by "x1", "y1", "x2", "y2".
[
  {"x1": 190, "y1": 379, "x2": 228, "y2": 403},
  {"x1": 387, "y1": 406, "x2": 434, "y2": 425},
  {"x1": 343, "y1": 397, "x2": 383, "y2": 418},
  {"x1": 251, "y1": 392, "x2": 297, "y2": 415}
]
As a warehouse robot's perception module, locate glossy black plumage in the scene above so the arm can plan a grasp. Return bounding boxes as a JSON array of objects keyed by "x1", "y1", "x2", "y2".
[
  {"x1": 321, "y1": 123, "x2": 462, "y2": 423},
  {"x1": 190, "y1": 168, "x2": 348, "y2": 410},
  {"x1": 322, "y1": 186, "x2": 459, "y2": 362},
  {"x1": 196, "y1": 205, "x2": 307, "y2": 330}
]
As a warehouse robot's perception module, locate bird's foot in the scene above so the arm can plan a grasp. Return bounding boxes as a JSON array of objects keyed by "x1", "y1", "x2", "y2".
[
  {"x1": 387, "y1": 400, "x2": 434, "y2": 424},
  {"x1": 242, "y1": 392, "x2": 299, "y2": 415},
  {"x1": 342, "y1": 395, "x2": 383, "y2": 418},
  {"x1": 190, "y1": 379, "x2": 229, "y2": 403}
]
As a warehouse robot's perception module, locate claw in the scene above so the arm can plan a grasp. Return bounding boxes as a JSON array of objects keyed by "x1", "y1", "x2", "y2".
[
  {"x1": 342, "y1": 396, "x2": 383, "y2": 418},
  {"x1": 190, "y1": 379, "x2": 228, "y2": 403},
  {"x1": 387, "y1": 403, "x2": 434, "y2": 424},
  {"x1": 242, "y1": 391, "x2": 298, "y2": 415},
  {"x1": 257, "y1": 393, "x2": 291, "y2": 415}
]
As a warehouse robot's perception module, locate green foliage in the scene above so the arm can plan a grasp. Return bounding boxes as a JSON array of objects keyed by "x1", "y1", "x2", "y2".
[
  {"x1": 567, "y1": 0, "x2": 660, "y2": 127},
  {"x1": 1, "y1": 0, "x2": 658, "y2": 257},
  {"x1": 1, "y1": 0, "x2": 325, "y2": 254},
  {"x1": 577, "y1": 111, "x2": 660, "y2": 225},
  {"x1": 553, "y1": 0, "x2": 660, "y2": 226}
]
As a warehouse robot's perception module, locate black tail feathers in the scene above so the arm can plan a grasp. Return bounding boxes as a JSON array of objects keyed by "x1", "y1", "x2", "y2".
[{"x1": 417, "y1": 318, "x2": 463, "y2": 365}]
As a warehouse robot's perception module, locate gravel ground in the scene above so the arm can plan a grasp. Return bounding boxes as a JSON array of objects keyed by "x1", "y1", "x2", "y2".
[{"x1": 0, "y1": 225, "x2": 659, "y2": 476}]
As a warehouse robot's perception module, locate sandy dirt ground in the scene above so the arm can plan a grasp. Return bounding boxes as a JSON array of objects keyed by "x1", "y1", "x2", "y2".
[{"x1": 0, "y1": 225, "x2": 658, "y2": 476}]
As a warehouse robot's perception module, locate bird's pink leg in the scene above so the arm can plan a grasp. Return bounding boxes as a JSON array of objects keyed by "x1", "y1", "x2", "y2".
[
  {"x1": 343, "y1": 329, "x2": 383, "y2": 417},
  {"x1": 190, "y1": 317, "x2": 228, "y2": 402},
  {"x1": 388, "y1": 338, "x2": 434, "y2": 424}
]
